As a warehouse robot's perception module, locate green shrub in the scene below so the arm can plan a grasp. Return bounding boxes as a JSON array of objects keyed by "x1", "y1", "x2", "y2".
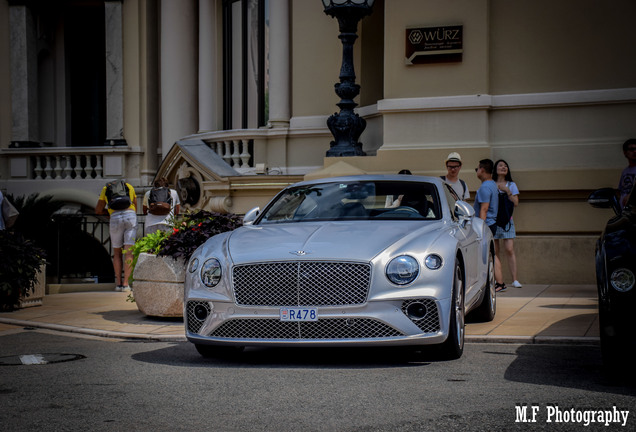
[
  {"x1": 0, "y1": 231, "x2": 47, "y2": 311},
  {"x1": 128, "y1": 229, "x2": 170, "y2": 280},
  {"x1": 126, "y1": 211, "x2": 242, "y2": 288},
  {"x1": 157, "y1": 210, "x2": 243, "y2": 262}
]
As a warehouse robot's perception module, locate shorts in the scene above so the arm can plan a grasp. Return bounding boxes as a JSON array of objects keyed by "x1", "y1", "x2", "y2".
[
  {"x1": 494, "y1": 219, "x2": 517, "y2": 239},
  {"x1": 110, "y1": 210, "x2": 137, "y2": 248}
]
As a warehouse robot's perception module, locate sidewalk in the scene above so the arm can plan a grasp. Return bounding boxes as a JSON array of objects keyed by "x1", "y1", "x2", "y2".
[{"x1": 0, "y1": 284, "x2": 600, "y2": 344}]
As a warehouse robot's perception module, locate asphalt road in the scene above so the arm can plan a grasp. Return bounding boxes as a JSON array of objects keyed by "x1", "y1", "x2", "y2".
[{"x1": 1, "y1": 329, "x2": 634, "y2": 432}]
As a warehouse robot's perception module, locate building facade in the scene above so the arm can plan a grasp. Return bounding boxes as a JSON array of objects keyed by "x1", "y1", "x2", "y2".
[{"x1": 1, "y1": 0, "x2": 636, "y2": 285}]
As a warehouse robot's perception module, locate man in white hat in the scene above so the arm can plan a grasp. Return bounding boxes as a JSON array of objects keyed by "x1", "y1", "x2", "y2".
[{"x1": 441, "y1": 152, "x2": 470, "y2": 200}]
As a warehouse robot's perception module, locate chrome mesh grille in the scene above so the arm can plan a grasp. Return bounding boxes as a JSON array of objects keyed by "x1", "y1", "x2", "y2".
[
  {"x1": 209, "y1": 318, "x2": 403, "y2": 339},
  {"x1": 232, "y1": 262, "x2": 371, "y2": 306},
  {"x1": 186, "y1": 301, "x2": 211, "y2": 334},
  {"x1": 401, "y1": 299, "x2": 440, "y2": 333}
]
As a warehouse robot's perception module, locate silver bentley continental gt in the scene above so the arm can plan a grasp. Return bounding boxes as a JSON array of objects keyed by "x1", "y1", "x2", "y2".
[{"x1": 184, "y1": 175, "x2": 496, "y2": 359}]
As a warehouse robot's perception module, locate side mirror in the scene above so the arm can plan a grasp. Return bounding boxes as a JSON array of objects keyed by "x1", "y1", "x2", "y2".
[
  {"x1": 454, "y1": 200, "x2": 475, "y2": 223},
  {"x1": 588, "y1": 188, "x2": 620, "y2": 215},
  {"x1": 242, "y1": 207, "x2": 260, "y2": 225}
]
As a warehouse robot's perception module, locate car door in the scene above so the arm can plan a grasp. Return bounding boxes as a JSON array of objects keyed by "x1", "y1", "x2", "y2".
[{"x1": 443, "y1": 184, "x2": 481, "y2": 305}]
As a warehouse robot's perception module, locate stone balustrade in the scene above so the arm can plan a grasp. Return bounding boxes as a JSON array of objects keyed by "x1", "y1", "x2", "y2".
[
  {"x1": 207, "y1": 138, "x2": 254, "y2": 171},
  {"x1": 2, "y1": 146, "x2": 132, "y2": 181}
]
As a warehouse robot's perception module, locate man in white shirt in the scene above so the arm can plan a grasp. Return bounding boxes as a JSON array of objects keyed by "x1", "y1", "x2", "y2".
[
  {"x1": 142, "y1": 177, "x2": 181, "y2": 235},
  {"x1": 441, "y1": 152, "x2": 470, "y2": 200}
]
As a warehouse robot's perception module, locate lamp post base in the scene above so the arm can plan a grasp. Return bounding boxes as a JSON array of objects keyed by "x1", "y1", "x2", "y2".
[{"x1": 326, "y1": 110, "x2": 367, "y2": 157}]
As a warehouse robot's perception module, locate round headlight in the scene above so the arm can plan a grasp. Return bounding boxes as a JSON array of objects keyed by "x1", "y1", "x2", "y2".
[
  {"x1": 201, "y1": 258, "x2": 222, "y2": 287},
  {"x1": 386, "y1": 255, "x2": 419, "y2": 285},
  {"x1": 610, "y1": 268, "x2": 635, "y2": 292},
  {"x1": 188, "y1": 257, "x2": 199, "y2": 273},
  {"x1": 425, "y1": 254, "x2": 443, "y2": 270}
]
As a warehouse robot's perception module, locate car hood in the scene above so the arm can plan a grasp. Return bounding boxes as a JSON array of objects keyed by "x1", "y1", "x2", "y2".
[{"x1": 227, "y1": 221, "x2": 446, "y2": 264}]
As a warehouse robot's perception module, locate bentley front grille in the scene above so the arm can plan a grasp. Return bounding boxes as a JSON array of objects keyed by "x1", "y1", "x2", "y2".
[
  {"x1": 209, "y1": 318, "x2": 404, "y2": 339},
  {"x1": 232, "y1": 261, "x2": 371, "y2": 306},
  {"x1": 401, "y1": 299, "x2": 440, "y2": 333}
]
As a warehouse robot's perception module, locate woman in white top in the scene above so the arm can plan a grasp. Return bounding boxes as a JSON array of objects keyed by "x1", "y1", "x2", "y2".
[{"x1": 493, "y1": 159, "x2": 522, "y2": 288}]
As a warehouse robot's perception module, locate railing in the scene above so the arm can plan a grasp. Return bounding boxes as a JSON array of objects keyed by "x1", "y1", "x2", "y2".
[
  {"x1": 185, "y1": 128, "x2": 291, "y2": 174},
  {"x1": 51, "y1": 213, "x2": 146, "y2": 283},
  {"x1": 207, "y1": 139, "x2": 254, "y2": 171},
  {"x1": 1, "y1": 146, "x2": 131, "y2": 180},
  {"x1": 32, "y1": 153, "x2": 104, "y2": 180}
]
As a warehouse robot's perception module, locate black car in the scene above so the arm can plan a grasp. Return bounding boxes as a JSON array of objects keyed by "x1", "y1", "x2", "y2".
[{"x1": 588, "y1": 185, "x2": 636, "y2": 369}]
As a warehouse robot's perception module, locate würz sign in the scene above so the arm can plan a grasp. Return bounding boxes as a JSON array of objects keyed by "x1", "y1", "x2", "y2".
[{"x1": 405, "y1": 25, "x2": 463, "y2": 64}]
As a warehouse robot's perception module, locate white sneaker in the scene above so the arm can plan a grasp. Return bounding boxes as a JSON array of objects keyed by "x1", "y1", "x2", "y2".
[
  {"x1": 121, "y1": 286, "x2": 131, "y2": 292},
  {"x1": 511, "y1": 280, "x2": 522, "y2": 288},
  {"x1": 115, "y1": 285, "x2": 123, "y2": 292}
]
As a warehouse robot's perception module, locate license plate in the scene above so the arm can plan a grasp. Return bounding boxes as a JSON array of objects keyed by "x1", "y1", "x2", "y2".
[{"x1": 280, "y1": 307, "x2": 318, "y2": 322}]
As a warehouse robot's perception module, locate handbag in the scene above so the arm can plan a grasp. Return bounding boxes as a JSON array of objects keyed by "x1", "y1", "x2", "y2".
[{"x1": 2, "y1": 197, "x2": 19, "y2": 228}]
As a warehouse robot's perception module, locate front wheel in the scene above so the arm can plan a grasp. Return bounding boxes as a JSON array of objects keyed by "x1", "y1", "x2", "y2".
[
  {"x1": 471, "y1": 250, "x2": 496, "y2": 322},
  {"x1": 438, "y1": 260, "x2": 465, "y2": 360}
]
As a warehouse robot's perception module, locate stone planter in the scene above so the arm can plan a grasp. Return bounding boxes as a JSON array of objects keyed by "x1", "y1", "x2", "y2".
[
  {"x1": 132, "y1": 253, "x2": 186, "y2": 317},
  {"x1": 18, "y1": 264, "x2": 46, "y2": 309}
]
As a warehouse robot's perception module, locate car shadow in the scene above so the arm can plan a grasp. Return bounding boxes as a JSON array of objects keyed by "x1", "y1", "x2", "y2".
[
  {"x1": 131, "y1": 343, "x2": 462, "y2": 369},
  {"x1": 97, "y1": 309, "x2": 183, "y2": 326},
  {"x1": 498, "y1": 316, "x2": 635, "y2": 394}
]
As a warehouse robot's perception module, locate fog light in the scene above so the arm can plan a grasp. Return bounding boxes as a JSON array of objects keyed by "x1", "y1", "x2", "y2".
[
  {"x1": 610, "y1": 268, "x2": 635, "y2": 292},
  {"x1": 194, "y1": 304, "x2": 209, "y2": 321},
  {"x1": 406, "y1": 302, "x2": 428, "y2": 320}
]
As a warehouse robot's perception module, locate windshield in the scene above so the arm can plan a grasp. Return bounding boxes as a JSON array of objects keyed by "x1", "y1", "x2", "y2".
[{"x1": 258, "y1": 181, "x2": 441, "y2": 224}]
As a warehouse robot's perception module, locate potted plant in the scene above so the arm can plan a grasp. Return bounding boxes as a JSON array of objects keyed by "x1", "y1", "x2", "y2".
[
  {"x1": 130, "y1": 211, "x2": 242, "y2": 317},
  {"x1": 0, "y1": 231, "x2": 47, "y2": 311}
]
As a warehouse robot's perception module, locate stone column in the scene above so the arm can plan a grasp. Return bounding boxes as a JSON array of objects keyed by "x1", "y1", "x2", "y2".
[
  {"x1": 198, "y1": 0, "x2": 219, "y2": 132},
  {"x1": 160, "y1": 0, "x2": 198, "y2": 158},
  {"x1": 9, "y1": 4, "x2": 39, "y2": 146},
  {"x1": 105, "y1": 0, "x2": 126, "y2": 146},
  {"x1": 268, "y1": 0, "x2": 290, "y2": 128}
]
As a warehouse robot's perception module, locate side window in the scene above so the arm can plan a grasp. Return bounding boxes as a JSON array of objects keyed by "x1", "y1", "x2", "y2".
[{"x1": 443, "y1": 184, "x2": 459, "y2": 221}]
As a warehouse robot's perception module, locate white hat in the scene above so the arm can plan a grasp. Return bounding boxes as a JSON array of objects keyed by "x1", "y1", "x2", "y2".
[{"x1": 445, "y1": 152, "x2": 462, "y2": 164}]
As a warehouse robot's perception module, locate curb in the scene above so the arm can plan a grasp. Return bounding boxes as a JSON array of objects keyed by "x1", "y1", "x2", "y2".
[
  {"x1": 0, "y1": 318, "x2": 187, "y2": 342},
  {"x1": 465, "y1": 335, "x2": 599, "y2": 345},
  {"x1": 2, "y1": 317, "x2": 599, "y2": 345}
]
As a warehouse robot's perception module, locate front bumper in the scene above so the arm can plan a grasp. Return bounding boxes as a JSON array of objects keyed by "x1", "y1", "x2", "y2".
[{"x1": 185, "y1": 298, "x2": 449, "y2": 347}]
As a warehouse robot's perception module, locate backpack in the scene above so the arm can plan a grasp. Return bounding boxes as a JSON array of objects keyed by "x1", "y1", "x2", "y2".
[
  {"x1": 148, "y1": 187, "x2": 173, "y2": 215},
  {"x1": 440, "y1": 176, "x2": 467, "y2": 198},
  {"x1": 105, "y1": 180, "x2": 132, "y2": 211},
  {"x1": 495, "y1": 191, "x2": 515, "y2": 231}
]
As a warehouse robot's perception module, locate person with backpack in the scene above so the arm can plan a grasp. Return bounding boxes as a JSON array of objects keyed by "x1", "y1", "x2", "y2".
[
  {"x1": 142, "y1": 177, "x2": 180, "y2": 234},
  {"x1": 474, "y1": 158, "x2": 506, "y2": 292},
  {"x1": 441, "y1": 152, "x2": 470, "y2": 200},
  {"x1": 95, "y1": 179, "x2": 137, "y2": 292},
  {"x1": 493, "y1": 159, "x2": 522, "y2": 288}
]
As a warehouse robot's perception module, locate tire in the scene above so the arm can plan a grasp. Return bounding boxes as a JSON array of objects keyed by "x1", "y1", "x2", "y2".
[
  {"x1": 195, "y1": 344, "x2": 244, "y2": 359},
  {"x1": 598, "y1": 307, "x2": 622, "y2": 369},
  {"x1": 439, "y1": 260, "x2": 465, "y2": 360},
  {"x1": 471, "y1": 250, "x2": 496, "y2": 322}
]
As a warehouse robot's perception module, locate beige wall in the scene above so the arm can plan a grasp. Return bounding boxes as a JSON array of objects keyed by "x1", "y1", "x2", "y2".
[
  {"x1": 384, "y1": 0, "x2": 489, "y2": 98},
  {"x1": 292, "y1": 0, "x2": 343, "y2": 118},
  {"x1": 490, "y1": 0, "x2": 636, "y2": 94}
]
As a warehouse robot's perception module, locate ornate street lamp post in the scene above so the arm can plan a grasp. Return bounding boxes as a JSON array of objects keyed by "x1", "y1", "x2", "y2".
[{"x1": 321, "y1": 0, "x2": 375, "y2": 157}]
